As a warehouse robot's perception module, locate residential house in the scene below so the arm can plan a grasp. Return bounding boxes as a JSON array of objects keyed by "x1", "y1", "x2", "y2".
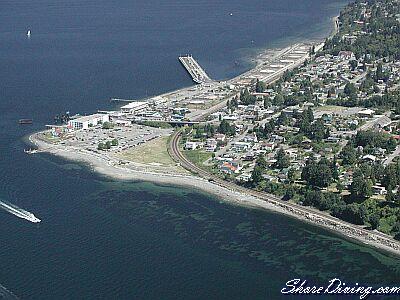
[
  {"x1": 185, "y1": 141, "x2": 203, "y2": 150},
  {"x1": 220, "y1": 161, "x2": 242, "y2": 174},
  {"x1": 205, "y1": 138, "x2": 218, "y2": 152}
]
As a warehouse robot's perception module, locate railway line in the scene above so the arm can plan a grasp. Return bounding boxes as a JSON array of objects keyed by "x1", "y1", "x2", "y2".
[
  {"x1": 168, "y1": 129, "x2": 400, "y2": 252},
  {"x1": 166, "y1": 42, "x2": 400, "y2": 253}
]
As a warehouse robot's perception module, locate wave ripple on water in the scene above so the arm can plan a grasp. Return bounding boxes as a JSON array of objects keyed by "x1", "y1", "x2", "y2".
[{"x1": 0, "y1": 283, "x2": 19, "y2": 300}]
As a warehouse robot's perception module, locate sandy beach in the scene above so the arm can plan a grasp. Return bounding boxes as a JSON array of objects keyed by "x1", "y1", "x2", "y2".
[{"x1": 29, "y1": 131, "x2": 400, "y2": 257}]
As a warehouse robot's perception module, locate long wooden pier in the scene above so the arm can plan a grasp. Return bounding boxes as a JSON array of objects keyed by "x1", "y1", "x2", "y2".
[{"x1": 178, "y1": 55, "x2": 212, "y2": 84}]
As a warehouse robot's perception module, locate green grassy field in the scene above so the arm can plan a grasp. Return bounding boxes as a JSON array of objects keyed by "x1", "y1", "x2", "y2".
[
  {"x1": 118, "y1": 136, "x2": 187, "y2": 174},
  {"x1": 182, "y1": 149, "x2": 212, "y2": 166}
]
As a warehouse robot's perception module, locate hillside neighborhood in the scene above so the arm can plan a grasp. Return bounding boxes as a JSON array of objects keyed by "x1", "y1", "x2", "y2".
[{"x1": 181, "y1": 0, "x2": 400, "y2": 239}]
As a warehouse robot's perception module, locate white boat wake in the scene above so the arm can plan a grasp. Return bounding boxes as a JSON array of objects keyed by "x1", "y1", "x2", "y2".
[
  {"x1": 0, "y1": 200, "x2": 41, "y2": 223},
  {"x1": 0, "y1": 283, "x2": 19, "y2": 299}
]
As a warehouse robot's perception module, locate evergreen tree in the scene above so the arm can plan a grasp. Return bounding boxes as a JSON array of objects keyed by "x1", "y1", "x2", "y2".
[
  {"x1": 218, "y1": 120, "x2": 235, "y2": 136},
  {"x1": 251, "y1": 166, "x2": 263, "y2": 186},
  {"x1": 287, "y1": 168, "x2": 297, "y2": 183},
  {"x1": 376, "y1": 63, "x2": 383, "y2": 82},
  {"x1": 369, "y1": 214, "x2": 380, "y2": 230},
  {"x1": 251, "y1": 156, "x2": 267, "y2": 186},
  {"x1": 255, "y1": 79, "x2": 266, "y2": 93},
  {"x1": 274, "y1": 148, "x2": 290, "y2": 169},
  {"x1": 350, "y1": 169, "x2": 372, "y2": 200},
  {"x1": 331, "y1": 156, "x2": 339, "y2": 180},
  {"x1": 340, "y1": 143, "x2": 358, "y2": 165}
]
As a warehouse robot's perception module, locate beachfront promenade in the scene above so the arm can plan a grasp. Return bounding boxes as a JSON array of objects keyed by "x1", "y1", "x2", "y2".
[{"x1": 179, "y1": 55, "x2": 212, "y2": 84}]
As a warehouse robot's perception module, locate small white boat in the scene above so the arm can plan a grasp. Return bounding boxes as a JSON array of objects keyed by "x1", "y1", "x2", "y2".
[
  {"x1": 24, "y1": 148, "x2": 38, "y2": 154},
  {"x1": 26, "y1": 30, "x2": 31, "y2": 37},
  {"x1": 0, "y1": 200, "x2": 41, "y2": 223}
]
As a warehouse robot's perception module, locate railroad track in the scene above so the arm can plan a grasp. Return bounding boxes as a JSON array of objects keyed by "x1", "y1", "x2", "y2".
[
  {"x1": 168, "y1": 129, "x2": 400, "y2": 249},
  {"x1": 166, "y1": 42, "x2": 400, "y2": 250}
]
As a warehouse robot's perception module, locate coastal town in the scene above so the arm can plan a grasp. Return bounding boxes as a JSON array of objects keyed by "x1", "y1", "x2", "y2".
[{"x1": 31, "y1": 0, "x2": 400, "y2": 254}]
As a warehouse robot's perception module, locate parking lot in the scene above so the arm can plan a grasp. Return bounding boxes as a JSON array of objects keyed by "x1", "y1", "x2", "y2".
[{"x1": 62, "y1": 124, "x2": 173, "y2": 154}]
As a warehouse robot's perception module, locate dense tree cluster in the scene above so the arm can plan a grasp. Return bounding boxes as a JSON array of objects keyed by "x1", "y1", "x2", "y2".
[
  {"x1": 218, "y1": 120, "x2": 236, "y2": 136},
  {"x1": 381, "y1": 161, "x2": 400, "y2": 192},
  {"x1": 339, "y1": 130, "x2": 397, "y2": 159},
  {"x1": 303, "y1": 190, "x2": 343, "y2": 211},
  {"x1": 350, "y1": 169, "x2": 373, "y2": 200},
  {"x1": 322, "y1": 0, "x2": 400, "y2": 60},
  {"x1": 354, "y1": 130, "x2": 397, "y2": 153},
  {"x1": 364, "y1": 91, "x2": 400, "y2": 113},
  {"x1": 340, "y1": 144, "x2": 359, "y2": 165},
  {"x1": 253, "y1": 119, "x2": 276, "y2": 140},
  {"x1": 227, "y1": 96, "x2": 239, "y2": 111},
  {"x1": 328, "y1": 87, "x2": 400, "y2": 110},
  {"x1": 255, "y1": 79, "x2": 266, "y2": 93},
  {"x1": 251, "y1": 156, "x2": 268, "y2": 185},
  {"x1": 102, "y1": 121, "x2": 114, "y2": 129},
  {"x1": 331, "y1": 203, "x2": 367, "y2": 225},
  {"x1": 274, "y1": 148, "x2": 290, "y2": 170},
  {"x1": 296, "y1": 108, "x2": 329, "y2": 141},
  {"x1": 239, "y1": 89, "x2": 257, "y2": 105},
  {"x1": 193, "y1": 124, "x2": 215, "y2": 139},
  {"x1": 301, "y1": 156, "x2": 335, "y2": 188},
  {"x1": 97, "y1": 139, "x2": 118, "y2": 150}
]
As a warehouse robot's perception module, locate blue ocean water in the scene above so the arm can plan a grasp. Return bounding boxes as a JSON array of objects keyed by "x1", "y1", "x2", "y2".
[{"x1": 0, "y1": 0, "x2": 399, "y2": 299}]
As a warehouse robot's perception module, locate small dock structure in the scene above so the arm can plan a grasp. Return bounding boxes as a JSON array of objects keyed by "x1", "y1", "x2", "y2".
[{"x1": 179, "y1": 55, "x2": 212, "y2": 84}]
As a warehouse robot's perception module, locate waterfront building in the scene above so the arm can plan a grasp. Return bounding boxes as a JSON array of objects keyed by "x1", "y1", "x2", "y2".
[
  {"x1": 68, "y1": 113, "x2": 110, "y2": 130},
  {"x1": 121, "y1": 101, "x2": 149, "y2": 114}
]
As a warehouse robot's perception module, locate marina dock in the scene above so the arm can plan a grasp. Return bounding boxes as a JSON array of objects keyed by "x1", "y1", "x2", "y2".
[
  {"x1": 178, "y1": 55, "x2": 212, "y2": 84},
  {"x1": 110, "y1": 98, "x2": 138, "y2": 103}
]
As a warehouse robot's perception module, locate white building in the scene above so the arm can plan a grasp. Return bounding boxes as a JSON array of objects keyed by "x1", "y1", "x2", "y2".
[
  {"x1": 222, "y1": 114, "x2": 238, "y2": 121},
  {"x1": 185, "y1": 141, "x2": 203, "y2": 150},
  {"x1": 121, "y1": 101, "x2": 149, "y2": 114},
  {"x1": 214, "y1": 134, "x2": 226, "y2": 142},
  {"x1": 372, "y1": 185, "x2": 387, "y2": 195},
  {"x1": 233, "y1": 141, "x2": 251, "y2": 152},
  {"x1": 68, "y1": 114, "x2": 110, "y2": 130},
  {"x1": 237, "y1": 173, "x2": 252, "y2": 182},
  {"x1": 357, "y1": 109, "x2": 375, "y2": 118},
  {"x1": 114, "y1": 119, "x2": 132, "y2": 127},
  {"x1": 205, "y1": 138, "x2": 218, "y2": 152},
  {"x1": 149, "y1": 96, "x2": 167, "y2": 104}
]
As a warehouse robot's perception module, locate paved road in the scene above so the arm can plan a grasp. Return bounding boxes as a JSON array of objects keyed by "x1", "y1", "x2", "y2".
[
  {"x1": 383, "y1": 145, "x2": 400, "y2": 166},
  {"x1": 359, "y1": 114, "x2": 391, "y2": 131},
  {"x1": 187, "y1": 98, "x2": 230, "y2": 121},
  {"x1": 350, "y1": 71, "x2": 368, "y2": 84}
]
